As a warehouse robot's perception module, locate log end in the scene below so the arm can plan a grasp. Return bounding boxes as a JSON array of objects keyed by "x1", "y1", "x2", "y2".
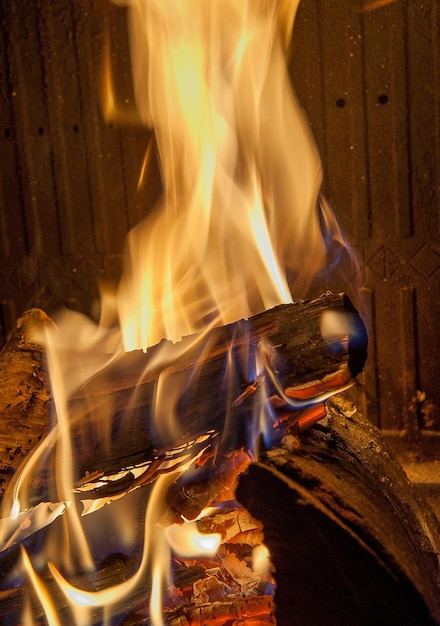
[{"x1": 237, "y1": 398, "x2": 440, "y2": 625}]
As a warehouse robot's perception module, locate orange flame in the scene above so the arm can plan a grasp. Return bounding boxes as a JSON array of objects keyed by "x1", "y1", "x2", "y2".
[
  {"x1": 116, "y1": 0, "x2": 338, "y2": 350},
  {"x1": 1, "y1": 1, "x2": 360, "y2": 623}
]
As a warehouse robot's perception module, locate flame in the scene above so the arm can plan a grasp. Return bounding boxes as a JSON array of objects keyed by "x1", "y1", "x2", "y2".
[
  {"x1": 18, "y1": 474, "x2": 174, "y2": 622},
  {"x1": 1, "y1": 0, "x2": 360, "y2": 623},
  {"x1": 166, "y1": 520, "x2": 221, "y2": 557},
  {"x1": 21, "y1": 547, "x2": 62, "y2": 626},
  {"x1": 252, "y1": 544, "x2": 271, "y2": 577},
  {"x1": 116, "y1": 0, "x2": 341, "y2": 350}
]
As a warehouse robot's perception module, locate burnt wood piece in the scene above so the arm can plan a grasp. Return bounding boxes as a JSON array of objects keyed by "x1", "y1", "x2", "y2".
[
  {"x1": 0, "y1": 293, "x2": 367, "y2": 507},
  {"x1": 0, "y1": 309, "x2": 54, "y2": 497},
  {"x1": 0, "y1": 583, "x2": 274, "y2": 626},
  {"x1": 236, "y1": 397, "x2": 440, "y2": 626},
  {"x1": 69, "y1": 293, "x2": 367, "y2": 497},
  {"x1": 155, "y1": 596, "x2": 275, "y2": 626},
  {"x1": 0, "y1": 552, "x2": 206, "y2": 625},
  {"x1": 164, "y1": 450, "x2": 252, "y2": 524},
  {"x1": 0, "y1": 497, "x2": 272, "y2": 624}
]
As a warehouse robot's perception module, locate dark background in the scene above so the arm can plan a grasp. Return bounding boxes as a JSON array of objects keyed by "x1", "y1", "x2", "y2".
[{"x1": 0, "y1": 0, "x2": 439, "y2": 459}]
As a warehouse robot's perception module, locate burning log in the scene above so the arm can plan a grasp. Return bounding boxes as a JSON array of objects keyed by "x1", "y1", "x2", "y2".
[
  {"x1": 154, "y1": 596, "x2": 276, "y2": 626},
  {"x1": 164, "y1": 450, "x2": 252, "y2": 524},
  {"x1": 0, "y1": 498, "x2": 274, "y2": 624},
  {"x1": 0, "y1": 551, "x2": 206, "y2": 624},
  {"x1": 69, "y1": 292, "x2": 367, "y2": 503},
  {"x1": 0, "y1": 309, "x2": 54, "y2": 497},
  {"x1": 236, "y1": 397, "x2": 440, "y2": 626},
  {"x1": 0, "y1": 292, "x2": 366, "y2": 625},
  {"x1": 0, "y1": 292, "x2": 367, "y2": 507},
  {"x1": 196, "y1": 508, "x2": 264, "y2": 547},
  {"x1": 3, "y1": 300, "x2": 439, "y2": 625}
]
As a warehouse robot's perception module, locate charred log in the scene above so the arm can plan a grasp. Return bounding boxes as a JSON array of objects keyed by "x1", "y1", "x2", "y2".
[
  {"x1": 0, "y1": 551, "x2": 206, "y2": 625},
  {"x1": 70, "y1": 292, "x2": 367, "y2": 498},
  {"x1": 236, "y1": 397, "x2": 440, "y2": 626},
  {"x1": 0, "y1": 309, "x2": 54, "y2": 497},
  {"x1": 0, "y1": 499, "x2": 274, "y2": 625},
  {"x1": 0, "y1": 293, "x2": 367, "y2": 505}
]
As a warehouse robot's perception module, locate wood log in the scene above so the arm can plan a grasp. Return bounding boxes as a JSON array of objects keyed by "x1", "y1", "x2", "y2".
[
  {"x1": 0, "y1": 551, "x2": 207, "y2": 625},
  {"x1": 0, "y1": 495, "x2": 273, "y2": 624},
  {"x1": 0, "y1": 293, "x2": 367, "y2": 625},
  {"x1": 2, "y1": 396, "x2": 439, "y2": 625},
  {"x1": 236, "y1": 396, "x2": 440, "y2": 626},
  {"x1": 0, "y1": 293, "x2": 367, "y2": 507},
  {"x1": 0, "y1": 309, "x2": 54, "y2": 497},
  {"x1": 68, "y1": 292, "x2": 367, "y2": 499},
  {"x1": 152, "y1": 596, "x2": 276, "y2": 626},
  {"x1": 3, "y1": 302, "x2": 439, "y2": 624}
]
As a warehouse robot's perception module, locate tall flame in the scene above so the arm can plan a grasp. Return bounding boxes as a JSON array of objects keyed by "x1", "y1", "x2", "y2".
[{"x1": 117, "y1": 0, "x2": 334, "y2": 350}]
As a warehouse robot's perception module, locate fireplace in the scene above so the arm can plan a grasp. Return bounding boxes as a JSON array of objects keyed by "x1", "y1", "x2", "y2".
[
  {"x1": 2, "y1": 0, "x2": 440, "y2": 458},
  {"x1": 0, "y1": 0, "x2": 440, "y2": 623}
]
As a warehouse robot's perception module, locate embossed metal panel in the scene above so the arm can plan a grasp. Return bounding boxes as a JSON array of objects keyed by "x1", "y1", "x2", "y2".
[{"x1": 292, "y1": 0, "x2": 440, "y2": 455}]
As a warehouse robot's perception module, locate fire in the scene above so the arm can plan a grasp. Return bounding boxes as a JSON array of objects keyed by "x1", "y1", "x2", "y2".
[
  {"x1": 116, "y1": 0, "x2": 337, "y2": 350},
  {"x1": 0, "y1": 0, "x2": 360, "y2": 624},
  {"x1": 165, "y1": 520, "x2": 221, "y2": 557}
]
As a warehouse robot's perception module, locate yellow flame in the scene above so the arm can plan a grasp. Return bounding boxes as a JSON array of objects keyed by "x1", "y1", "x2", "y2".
[
  {"x1": 21, "y1": 547, "x2": 62, "y2": 626},
  {"x1": 149, "y1": 567, "x2": 166, "y2": 626},
  {"x1": 101, "y1": 7, "x2": 142, "y2": 126},
  {"x1": 165, "y1": 521, "x2": 221, "y2": 557},
  {"x1": 252, "y1": 543, "x2": 271, "y2": 576},
  {"x1": 46, "y1": 473, "x2": 173, "y2": 623},
  {"x1": 22, "y1": 595, "x2": 34, "y2": 626},
  {"x1": 116, "y1": 0, "x2": 331, "y2": 350}
]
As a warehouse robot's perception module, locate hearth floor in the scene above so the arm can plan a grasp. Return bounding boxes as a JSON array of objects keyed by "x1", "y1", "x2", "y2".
[{"x1": 402, "y1": 461, "x2": 440, "y2": 524}]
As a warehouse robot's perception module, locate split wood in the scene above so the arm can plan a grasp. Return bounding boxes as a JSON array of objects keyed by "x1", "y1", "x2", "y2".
[{"x1": 0, "y1": 293, "x2": 366, "y2": 503}]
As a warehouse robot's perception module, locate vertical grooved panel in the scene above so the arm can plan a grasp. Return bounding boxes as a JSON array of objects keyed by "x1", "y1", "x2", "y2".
[
  {"x1": 313, "y1": 1, "x2": 370, "y2": 244},
  {"x1": 0, "y1": 300, "x2": 19, "y2": 340},
  {"x1": 351, "y1": 287, "x2": 379, "y2": 428},
  {"x1": 342, "y1": 1, "x2": 439, "y2": 439},
  {"x1": 398, "y1": 8, "x2": 414, "y2": 239},
  {"x1": 406, "y1": 3, "x2": 440, "y2": 241},
  {"x1": 38, "y1": 0, "x2": 94, "y2": 255},
  {"x1": 356, "y1": 8, "x2": 372, "y2": 243},
  {"x1": 363, "y1": 2, "x2": 412, "y2": 242},
  {"x1": 71, "y1": 2, "x2": 129, "y2": 254},
  {"x1": 3, "y1": 3, "x2": 60, "y2": 259},
  {"x1": 436, "y1": 4, "x2": 440, "y2": 240},
  {"x1": 290, "y1": 1, "x2": 326, "y2": 160},
  {"x1": 399, "y1": 287, "x2": 420, "y2": 434},
  {"x1": 0, "y1": 11, "x2": 25, "y2": 260}
]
